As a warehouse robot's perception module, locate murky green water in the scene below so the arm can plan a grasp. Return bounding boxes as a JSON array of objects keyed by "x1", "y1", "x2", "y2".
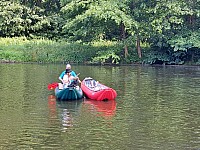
[{"x1": 0, "y1": 63, "x2": 199, "y2": 150}]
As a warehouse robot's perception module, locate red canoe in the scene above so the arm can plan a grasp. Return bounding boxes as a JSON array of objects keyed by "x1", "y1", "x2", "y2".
[{"x1": 81, "y1": 77, "x2": 117, "y2": 101}]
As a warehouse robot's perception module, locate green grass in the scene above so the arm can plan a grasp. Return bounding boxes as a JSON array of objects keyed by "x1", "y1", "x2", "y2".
[
  {"x1": 0, "y1": 37, "x2": 122, "y2": 63},
  {"x1": 0, "y1": 37, "x2": 148, "y2": 64}
]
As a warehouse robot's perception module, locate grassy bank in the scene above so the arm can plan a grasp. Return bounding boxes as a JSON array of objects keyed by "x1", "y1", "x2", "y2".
[{"x1": 0, "y1": 37, "x2": 128, "y2": 64}]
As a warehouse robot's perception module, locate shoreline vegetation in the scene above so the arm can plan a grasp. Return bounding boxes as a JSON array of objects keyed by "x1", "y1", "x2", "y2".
[
  {"x1": 0, "y1": 37, "x2": 200, "y2": 66},
  {"x1": 1, "y1": 1, "x2": 200, "y2": 66},
  {"x1": 0, "y1": 37, "x2": 137, "y2": 65}
]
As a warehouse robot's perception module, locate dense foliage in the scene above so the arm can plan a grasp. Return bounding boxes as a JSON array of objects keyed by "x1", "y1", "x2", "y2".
[{"x1": 0, "y1": 0, "x2": 200, "y2": 65}]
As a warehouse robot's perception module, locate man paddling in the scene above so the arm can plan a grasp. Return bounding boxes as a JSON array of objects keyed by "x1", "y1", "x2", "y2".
[
  {"x1": 59, "y1": 64, "x2": 77, "y2": 83},
  {"x1": 58, "y1": 64, "x2": 80, "y2": 89}
]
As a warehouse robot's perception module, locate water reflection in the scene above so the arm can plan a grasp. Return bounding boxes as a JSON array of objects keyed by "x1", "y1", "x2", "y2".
[
  {"x1": 83, "y1": 99, "x2": 117, "y2": 119},
  {"x1": 1, "y1": 64, "x2": 200, "y2": 150},
  {"x1": 48, "y1": 95, "x2": 83, "y2": 132},
  {"x1": 60, "y1": 108, "x2": 73, "y2": 131},
  {"x1": 48, "y1": 95, "x2": 57, "y2": 121}
]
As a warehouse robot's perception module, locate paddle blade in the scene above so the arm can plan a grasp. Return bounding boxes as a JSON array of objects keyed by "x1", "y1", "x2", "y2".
[{"x1": 48, "y1": 82, "x2": 58, "y2": 90}]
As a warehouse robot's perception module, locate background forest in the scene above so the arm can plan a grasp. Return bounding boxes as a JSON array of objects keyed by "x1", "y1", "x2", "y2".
[{"x1": 0, "y1": 0, "x2": 200, "y2": 65}]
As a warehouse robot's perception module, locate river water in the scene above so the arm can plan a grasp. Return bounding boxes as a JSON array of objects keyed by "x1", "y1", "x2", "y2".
[{"x1": 0, "y1": 63, "x2": 199, "y2": 150}]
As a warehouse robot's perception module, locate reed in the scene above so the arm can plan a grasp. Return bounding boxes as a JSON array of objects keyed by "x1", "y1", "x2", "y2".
[
  {"x1": 0, "y1": 37, "x2": 121, "y2": 63},
  {"x1": 2, "y1": 36, "x2": 196, "y2": 65}
]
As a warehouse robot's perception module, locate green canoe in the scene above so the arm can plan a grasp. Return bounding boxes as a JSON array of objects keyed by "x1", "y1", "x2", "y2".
[{"x1": 55, "y1": 86, "x2": 83, "y2": 101}]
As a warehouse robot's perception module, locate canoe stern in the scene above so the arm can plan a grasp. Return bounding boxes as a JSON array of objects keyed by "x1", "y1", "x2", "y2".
[
  {"x1": 55, "y1": 86, "x2": 83, "y2": 101},
  {"x1": 96, "y1": 89, "x2": 117, "y2": 101}
]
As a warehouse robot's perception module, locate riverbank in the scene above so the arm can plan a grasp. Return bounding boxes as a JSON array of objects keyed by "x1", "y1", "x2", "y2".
[
  {"x1": 1, "y1": 37, "x2": 200, "y2": 65},
  {"x1": 0, "y1": 37, "x2": 128, "y2": 64}
]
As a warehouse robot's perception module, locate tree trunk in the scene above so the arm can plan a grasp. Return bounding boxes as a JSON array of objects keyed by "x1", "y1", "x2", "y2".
[
  {"x1": 121, "y1": 22, "x2": 128, "y2": 58},
  {"x1": 136, "y1": 37, "x2": 142, "y2": 58},
  {"x1": 124, "y1": 45, "x2": 128, "y2": 58},
  {"x1": 188, "y1": 15, "x2": 195, "y2": 26}
]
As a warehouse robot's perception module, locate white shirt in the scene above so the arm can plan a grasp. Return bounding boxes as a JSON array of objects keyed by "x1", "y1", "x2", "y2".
[{"x1": 63, "y1": 74, "x2": 71, "y2": 85}]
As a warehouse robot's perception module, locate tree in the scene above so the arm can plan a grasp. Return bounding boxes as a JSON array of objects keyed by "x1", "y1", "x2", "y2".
[
  {"x1": 0, "y1": 0, "x2": 50, "y2": 37},
  {"x1": 61, "y1": 0, "x2": 138, "y2": 57}
]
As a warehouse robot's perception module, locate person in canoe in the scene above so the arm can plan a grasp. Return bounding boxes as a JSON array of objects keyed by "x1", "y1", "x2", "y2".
[
  {"x1": 58, "y1": 64, "x2": 80, "y2": 89},
  {"x1": 59, "y1": 64, "x2": 77, "y2": 83},
  {"x1": 62, "y1": 69, "x2": 79, "y2": 88}
]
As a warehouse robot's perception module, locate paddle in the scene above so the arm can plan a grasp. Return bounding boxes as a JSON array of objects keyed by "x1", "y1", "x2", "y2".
[
  {"x1": 48, "y1": 82, "x2": 58, "y2": 90},
  {"x1": 73, "y1": 73, "x2": 81, "y2": 83}
]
